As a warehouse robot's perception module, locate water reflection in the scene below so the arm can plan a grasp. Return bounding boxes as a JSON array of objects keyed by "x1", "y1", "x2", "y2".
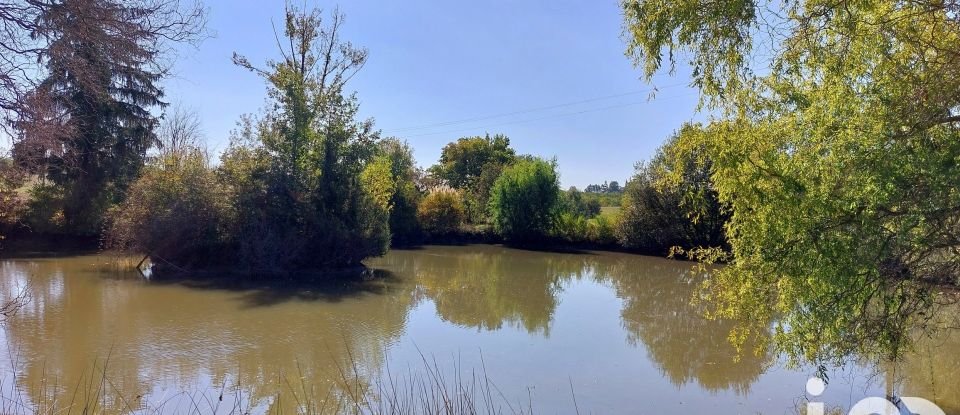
[
  {"x1": 389, "y1": 248, "x2": 578, "y2": 334},
  {"x1": 372, "y1": 246, "x2": 771, "y2": 393},
  {"x1": 590, "y1": 257, "x2": 771, "y2": 394},
  {"x1": 0, "y1": 246, "x2": 958, "y2": 413},
  {"x1": 1, "y1": 256, "x2": 416, "y2": 413}
]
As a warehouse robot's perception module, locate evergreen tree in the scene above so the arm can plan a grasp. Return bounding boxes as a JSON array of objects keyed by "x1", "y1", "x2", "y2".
[{"x1": 13, "y1": 0, "x2": 205, "y2": 233}]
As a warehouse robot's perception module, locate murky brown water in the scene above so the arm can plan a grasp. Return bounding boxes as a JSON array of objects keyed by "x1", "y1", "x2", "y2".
[{"x1": 1, "y1": 245, "x2": 958, "y2": 414}]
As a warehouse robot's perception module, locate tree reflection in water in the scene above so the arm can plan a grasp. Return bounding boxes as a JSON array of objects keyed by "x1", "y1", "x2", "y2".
[
  {"x1": 1, "y1": 246, "x2": 958, "y2": 413},
  {"x1": 0, "y1": 256, "x2": 416, "y2": 413},
  {"x1": 376, "y1": 246, "x2": 770, "y2": 394}
]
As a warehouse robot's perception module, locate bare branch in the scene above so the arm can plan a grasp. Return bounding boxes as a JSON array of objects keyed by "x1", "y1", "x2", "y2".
[{"x1": 157, "y1": 103, "x2": 204, "y2": 155}]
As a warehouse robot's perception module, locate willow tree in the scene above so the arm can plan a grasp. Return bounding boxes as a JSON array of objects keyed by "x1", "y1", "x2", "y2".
[{"x1": 622, "y1": 0, "x2": 960, "y2": 368}]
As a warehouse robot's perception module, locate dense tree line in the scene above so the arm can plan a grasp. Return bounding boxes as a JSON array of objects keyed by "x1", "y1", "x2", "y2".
[
  {"x1": 584, "y1": 181, "x2": 621, "y2": 194},
  {"x1": 0, "y1": 1, "x2": 729, "y2": 274}
]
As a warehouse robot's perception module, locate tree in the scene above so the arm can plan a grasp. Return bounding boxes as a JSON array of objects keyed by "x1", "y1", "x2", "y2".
[
  {"x1": 623, "y1": 0, "x2": 960, "y2": 366},
  {"x1": 11, "y1": 0, "x2": 206, "y2": 234},
  {"x1": 488, "y1": 157, "x2": 561, "y2": 242},
  {"x1": 375, "y1": 138, "x2": 422, "y2": 244},
  {"x1": 616, "y1": 127, "x2": 726, "y2": 254},
  {"x1": 222, "y1": 4, "x2": 386, "y2": 270},
  {"x1": 417, "y1": 189, "x2": 465, "y2": 236},
  {"x1": 562, "y1": 187, "x2": 601, "y2": 218},
  {"x1": 429, "y1": 134, "x2": 515, "y2": 222},
  {"x1": 0, "y1": 1, "x2": 42, "y2": 127},
  {"x1": 0, "y1": 156, "x2": 26, "y2": 247},
  {"x1": 430, "y1": 134, "x2": 515, "y2": 189},
  {"x1": 584, "y1": 181, "x2": 623, "y2": 194},
  {"x1": 233, "y1": 5, "x2": 372, "y2": 202},
  {"x1": 157, "y1": 104, "x2": 205, "y2": 156},
  {"x1": 110, "y1": 4, "x2": 387, "y2": 272},
  {"x1": 222, "y1": 5, "x2": 392, "y2": 270}
]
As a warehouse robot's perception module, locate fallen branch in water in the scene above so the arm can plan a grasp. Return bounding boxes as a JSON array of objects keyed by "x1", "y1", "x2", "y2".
[{"x1": 0, "y1": 286, "x2": 29, "y2": 322}]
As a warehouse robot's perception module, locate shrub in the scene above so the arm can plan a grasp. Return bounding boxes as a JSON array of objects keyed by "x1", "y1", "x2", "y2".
[
  {"x1": 105, "y1": 150, "x2": 231, "y2": 270},
  {"x1": 562, "y1": 187, "x2": 601, "y2": 218},
  {"x1": 616, "y1": 133, "x2": 725, "y2": 254},
  {"x1": 22, "y1": 183, "x2": 68, "y2": 234},
  {"x1": 587, "y1": 214, "x2": 617, "y2": 245},
  {"x1": 554, "y1": 211, "x2": 588, "y2": 243},
  {"x1": 488, "y1": 157, "x2": 561, "y2": 242},
  {"x1": 417, "y1": 190, "x2": 465, "y2": 235},
  {"x1": 615, "y1": 162, "x2": 688, "y2": 252}
]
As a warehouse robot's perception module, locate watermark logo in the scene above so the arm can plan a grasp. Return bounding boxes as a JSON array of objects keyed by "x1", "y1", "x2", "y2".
[{"x1": 806, "y1": 377, "x2": 945, "y2": 415}]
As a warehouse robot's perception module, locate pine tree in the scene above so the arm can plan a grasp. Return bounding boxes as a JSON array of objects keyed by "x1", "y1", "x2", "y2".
[{"x1": 13, "y1": 0, "x2": 205, "y2": 233}]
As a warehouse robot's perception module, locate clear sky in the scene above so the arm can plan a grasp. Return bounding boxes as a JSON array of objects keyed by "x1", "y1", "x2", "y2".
[{"x1": 163, "y1": 0, "x2": 702, "y2": 188}]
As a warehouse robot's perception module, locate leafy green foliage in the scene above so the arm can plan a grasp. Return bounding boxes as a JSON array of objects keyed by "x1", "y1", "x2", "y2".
[
  {"x1": 587, "y1": 214, "x2": 617, "y2": 245},
  {"x1": 554, "y1": 211, "x2": 589, "y2": 243},
  {"x1": 12, "y1": 0, "x2": 191, "y2": 234},
  {"x1": 22, "y1": 184, "x2": 67, "y2": 234},
  {"x1": 622, "y1": 0, "x2": 960, "y2": 365},
  {"x1": 361, "y1": 155, "x2": 397, "y2": 213},
  {"x1": 375, "y1": 138, "x2": 423, "y2": 244},
  {"x1": 106, "y1": 150, "x2": 230, "y2": 269},
  {"x1": 617, "y1": 129, "x2": 726, "y2": 254},
  {"x1": 488, "y1": 158, "x2": 561, "y2": 242},
  {"x1": 429, "y1": 134, "x2": 516, "y2": 223},
  {"x1": 417, "y1": 190, "x2": 466, "y2": 236},
  {"x1": 430, "y1": 134, "x2": 515, "y2": 189},
  {"x1": 0, "y1": 159, "x2": 25, "y2": 248},
  {"x1": 580, "y1": 191, "x2": 622, "y2": 208},
  {"x1": 562, "y1": 187, "x2": 602, "y2": 218},
  {"x1": 109, "y1": 5, "x2": 389, "y2": 272}
]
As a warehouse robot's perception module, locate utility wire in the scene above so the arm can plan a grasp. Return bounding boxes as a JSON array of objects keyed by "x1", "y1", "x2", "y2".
[
  {"x1": 384, "y1": 82, "x2": 688, "y2": 134},
  {"x1": 402, "y1": 91, "x2": 698, "y2": 138}
]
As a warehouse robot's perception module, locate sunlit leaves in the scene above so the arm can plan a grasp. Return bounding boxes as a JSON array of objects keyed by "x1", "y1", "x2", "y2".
[{"x1": 623, "y1": 0, "x2": 960, "y2": 366}]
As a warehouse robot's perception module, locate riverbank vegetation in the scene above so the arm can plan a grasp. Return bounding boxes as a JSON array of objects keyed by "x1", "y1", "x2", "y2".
[
  {"x1": 0, "y1": 2, "x2": 727, "y2": 271},
  {"x1": 622, "y1": 0, "x2": 960, "y2": 369},
  {"x1": 1, "y1": 0, "x2": 956, "y2": 381}
]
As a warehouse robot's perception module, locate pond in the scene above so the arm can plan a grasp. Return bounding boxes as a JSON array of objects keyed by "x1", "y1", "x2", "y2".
[{"x1": 0, "y1": 245, "x2": 957, "y2": 414}]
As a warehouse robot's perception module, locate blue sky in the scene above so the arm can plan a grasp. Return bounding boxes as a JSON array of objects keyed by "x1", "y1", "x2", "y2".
[{"x1": 164, "y1": 0, "x2": 702, "y2": 188}]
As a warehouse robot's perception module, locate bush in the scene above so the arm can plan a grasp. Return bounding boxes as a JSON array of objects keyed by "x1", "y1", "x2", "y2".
[
  {"x1": 587, "y1": 214, "x2": 617, "y2": 245},
  {"x1": 488, "y1": 157, "x2": 561, "y2": 242},
  {"x1": 375, "y1": 139, "x2": 423, "y2": 244},
  {"x1": 22, "y1": 183, "x2": 68, "y2": 234},
  {"x1": 554, "y1": 211, "x2": 588, "y2": 243},
  {"x1": 105, "y1": 150, "x2": 231, "y2": 269},
  {"x1": 417, "y1": 190, "x2": 466, "y2": 236},
  {"x1": 616, "y1": 134, "x2": 725, "y2": 254},
  {"x1": 562, "y1": 188, "x2": 601, "y2": 218},
  {"x1": 615, "y1": 163, "x2": 688, "y2": 252}
]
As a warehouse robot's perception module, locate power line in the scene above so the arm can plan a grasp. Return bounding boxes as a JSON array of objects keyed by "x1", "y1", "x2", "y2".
[
  {"x1": 383, "y1": 82, "x2": 688, "y2": 134},
  {"x1": 402, "y1": 91, "x2": 698, "y2": 138}
]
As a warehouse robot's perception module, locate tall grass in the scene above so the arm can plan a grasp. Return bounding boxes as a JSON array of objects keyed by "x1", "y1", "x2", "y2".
[{"x1": 0, "y1": 349, "x2": 549, "y2": 415}]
